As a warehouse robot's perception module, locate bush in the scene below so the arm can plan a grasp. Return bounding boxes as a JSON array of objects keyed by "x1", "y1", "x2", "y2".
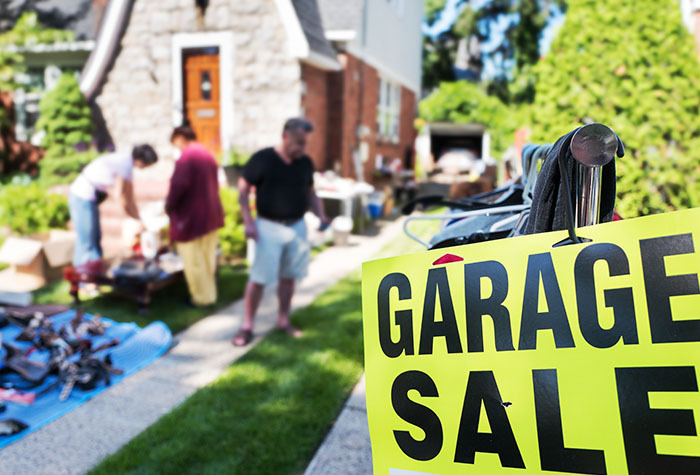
[
  {"x1": 35, "y1": 73, "x2": 93, "y2": 154},
  {"x1": 39, "y1": 148, "x2": 98, "y2": 186},
  {"x1": 221, "y1": 148, "x2": 251, "y2": 168},
  {"x1": 218, "y1": 187, "x2": 246, "y2": 259},
  {"x1": 0, "y1": 182, "x2": 69, "y2": 235},
  {"x1": 527, "y1": 0, "x2": 700, "y2": 217}
]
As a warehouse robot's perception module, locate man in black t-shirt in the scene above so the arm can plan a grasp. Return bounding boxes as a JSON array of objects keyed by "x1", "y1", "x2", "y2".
[{"x1": 233, "y1": 118, "x2": 330, "y2": 346}]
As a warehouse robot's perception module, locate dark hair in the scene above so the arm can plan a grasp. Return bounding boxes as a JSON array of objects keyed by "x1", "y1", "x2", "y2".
[
  {"x1": 283, "y1": 117, "x2": 313, "y2": 134},
  {"x1": 171, "y1": 125, "x2": 197, "y2": 142},
  {"x1": 132, "y1": 144, "x2": 158, "y2": 165}
]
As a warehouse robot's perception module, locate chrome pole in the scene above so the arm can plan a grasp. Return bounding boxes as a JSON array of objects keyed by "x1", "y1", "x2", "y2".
[{"x1": 569, "y1": 123, "x2": 618, "y2": 227}]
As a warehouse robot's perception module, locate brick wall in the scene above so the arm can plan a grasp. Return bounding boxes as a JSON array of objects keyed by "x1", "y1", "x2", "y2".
[
  {"x1": 327, "y1": 52, "x2": 417, "y2": 183},
  {"x1": 301, "y1": 63, "x2": 329, "y2": 171}
]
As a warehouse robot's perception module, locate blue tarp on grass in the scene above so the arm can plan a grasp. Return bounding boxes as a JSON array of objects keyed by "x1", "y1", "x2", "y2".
[{"x1": 0, "y1": 310, "x2": 172, "y2": 449}]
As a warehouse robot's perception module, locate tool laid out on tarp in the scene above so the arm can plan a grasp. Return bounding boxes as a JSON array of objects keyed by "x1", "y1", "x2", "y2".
[{"x1": 0, "y1": 309, "x2": 171, "y2": 449}]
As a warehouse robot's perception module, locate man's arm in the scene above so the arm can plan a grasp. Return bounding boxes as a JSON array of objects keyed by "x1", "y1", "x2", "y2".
[
  {"x1": 238, "y1": 176, "x2": 258, "y2": 241},
  {"x1": 115, "y1": 177, "x2": 141, "y2": 221},
  {"x1": 308, "y1": 188, "x2": 330, "y2": 226}
]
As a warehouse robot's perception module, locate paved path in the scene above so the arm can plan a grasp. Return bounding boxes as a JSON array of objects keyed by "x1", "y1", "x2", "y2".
[
  {"x1": 0, "y1": 218, "x2": 404, "y2": 474},
  {"x1": 305, "y1": 374, "x2": 373, "y2": 475}
]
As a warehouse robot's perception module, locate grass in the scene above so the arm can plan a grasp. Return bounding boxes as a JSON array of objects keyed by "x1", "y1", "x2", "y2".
[
  {"x1": 33, "y1": 264, "x2": 248, "y2": 335},
  {"x1": 90, "y1": 218, "x2": 440, "y2": 474}
]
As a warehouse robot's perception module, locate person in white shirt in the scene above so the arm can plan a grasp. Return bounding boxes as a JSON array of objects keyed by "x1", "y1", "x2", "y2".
[{"x1": 68, "y1": 144, "x2": 158, "y2": 265}]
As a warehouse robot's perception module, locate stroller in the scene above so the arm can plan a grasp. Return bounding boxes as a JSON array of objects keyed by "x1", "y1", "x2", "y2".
[{"x1": 403, "y1": 124, "x2": 625, "y2": 249}]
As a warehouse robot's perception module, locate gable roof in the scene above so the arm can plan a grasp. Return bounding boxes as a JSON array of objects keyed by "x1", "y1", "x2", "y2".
[{"x1": 291, "y1": 0, "x2": 338, "y2": 60}]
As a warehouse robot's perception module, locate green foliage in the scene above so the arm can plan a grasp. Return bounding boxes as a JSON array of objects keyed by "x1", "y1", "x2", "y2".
[
  {"x1": 419, "y1": 80, "x2": 522, "y2": 157},
  {"x1": 220, "y1": 147, "x2": 250, "y2": 168},
  {"x1": 0, "y1": 182, "x2": 69, "y2": 235},
  {"x1": 218, "y1": 187, "x2": 246, "y2": 259},
  {"x1": 35, "y1": 73, "x2": 93, "y2": 153},
  {"x1": 425, "y1": 0, "x2": 448, "y2": 24},
  {"x1": 0, "y1": 12, "x2": 75, "y2": 92},
  {"x1": 0, "y1": 12, "x2": 75, "y2": 47},
  {"x1": 527, "y1": 0, "x2": 700, "y2": 216},
  {"x1": 422, "y1": 1, "x2": 567, "y2": 92},
  {"x1": 422, "y1": 35, "x2": 457, "y2": 90},
  {"x1": 39, "y1": 148, "x2": 98, "y2": 186}
]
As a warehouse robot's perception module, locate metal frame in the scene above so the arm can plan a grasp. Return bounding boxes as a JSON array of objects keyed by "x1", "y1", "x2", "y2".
[{"x1": 403, "y1": 205, "x2": 530, "y2": 248}]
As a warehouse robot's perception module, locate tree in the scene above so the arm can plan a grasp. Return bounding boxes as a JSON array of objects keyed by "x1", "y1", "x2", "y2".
[
  {"x1": 528, "y1": 0, "x2": 700, "y2": 216},
  {"x1": 35, "y1": 73, "x2": 92, "y2": 155},
  {"x1": 422, "y1": 0, "x2": 566, "y2": 93},
  {"x1": 0, "y1": 12, "x2": 77, "y2": 178}
]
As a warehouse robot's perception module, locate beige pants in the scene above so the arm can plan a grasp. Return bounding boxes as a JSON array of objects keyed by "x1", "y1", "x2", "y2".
[{"x1": 175, "y1": 230, "x2": 218, "y2": 306}]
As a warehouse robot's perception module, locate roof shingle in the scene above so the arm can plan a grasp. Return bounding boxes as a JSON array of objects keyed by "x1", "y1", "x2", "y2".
[{"x1": 292, "y1": 0, "x2": 338, "y2": 60}]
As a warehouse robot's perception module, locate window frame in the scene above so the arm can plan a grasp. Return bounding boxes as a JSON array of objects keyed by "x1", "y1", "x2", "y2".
[{"x1": 376, "y1": 77, "x2": 401, "y2": 143}]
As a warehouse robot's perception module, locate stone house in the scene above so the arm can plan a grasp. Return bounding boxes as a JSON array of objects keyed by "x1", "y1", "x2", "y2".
[{"x1": 56, "y1": 0, "x2": 422, "y2": 182}]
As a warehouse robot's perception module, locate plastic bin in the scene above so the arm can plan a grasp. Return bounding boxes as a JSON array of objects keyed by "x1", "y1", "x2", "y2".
[
  {"x1": 332, "y1": 216, "x2": 353, "y2": 246},
  {"x1": 367, "y1": 191, "x2": 385, "y2": 219}
]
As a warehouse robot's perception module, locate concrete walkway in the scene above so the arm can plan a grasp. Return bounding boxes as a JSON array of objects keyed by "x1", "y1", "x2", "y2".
[
  {"x1": 0, "y1": 218, "x2": 404, "y2": 474},
  {"x1": 305, "y1": 374, "x2": 373, "y2": 475}
]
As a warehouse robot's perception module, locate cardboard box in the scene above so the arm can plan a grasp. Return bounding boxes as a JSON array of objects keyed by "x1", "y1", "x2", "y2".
[{"x1": 0, "y1": 230, "x2": 75, "y2": 292}]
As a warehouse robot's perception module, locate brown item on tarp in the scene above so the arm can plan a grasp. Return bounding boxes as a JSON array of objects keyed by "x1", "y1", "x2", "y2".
[
  {"x1": 4, "y1": 304, "x2": 70, "y2": 321},
  {"x1": 1, "y1": 343, "x2": 50, "y2": 385}
]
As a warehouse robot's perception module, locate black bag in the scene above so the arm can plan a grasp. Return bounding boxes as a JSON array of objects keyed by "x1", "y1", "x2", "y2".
[{"x1": 95, "y1": 190, "x2": 108, "y2": 205}]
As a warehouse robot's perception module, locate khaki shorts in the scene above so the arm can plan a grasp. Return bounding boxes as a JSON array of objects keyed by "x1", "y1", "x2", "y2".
[{"x1": 249, "y1": 217, "x2": 310, "y2": 285}]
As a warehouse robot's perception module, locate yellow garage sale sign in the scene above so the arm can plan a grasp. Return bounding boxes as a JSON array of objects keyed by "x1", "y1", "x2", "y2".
[{"x1": 361, "y1": 207, "x2": 700, "y2": 475}]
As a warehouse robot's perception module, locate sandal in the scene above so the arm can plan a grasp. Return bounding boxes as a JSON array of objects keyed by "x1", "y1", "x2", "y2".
[
  {"x1": 232, "y1": 328, "x2": 253, "y2": 347},
  {"x1": 276, "y1": 325, "x2": 303, "y2": 338}
]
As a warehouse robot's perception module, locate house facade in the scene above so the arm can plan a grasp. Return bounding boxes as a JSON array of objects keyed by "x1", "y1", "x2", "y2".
[
  {"x1": 312, "y1": 0, "x2": 423, "y2": 181},
  {"x1": 68, "y1": 0, "x2": 422, "y2": 180}
]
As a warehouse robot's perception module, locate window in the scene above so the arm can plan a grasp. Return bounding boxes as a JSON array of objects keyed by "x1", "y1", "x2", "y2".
[{"x1": 377, "y1": 77, "x2": 401, "y2": 142}]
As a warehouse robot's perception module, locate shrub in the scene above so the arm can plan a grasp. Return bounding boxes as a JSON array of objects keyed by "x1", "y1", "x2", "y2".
[
  {"x1": 221, "y1": 148, "x2": 251, "y2": 168},
  {"x1": 39, "y1": 148, "x2": 98, "y2": 186},
  {"x1": 0, "y1": 182, "x2": 69, "y2": 235},
  {"x1": 218, "y1": 187, "x2": 246, "y2": 259},
  {"x1": 527, "y1": 0, "x2": 700, "y2": 217},
  {"x1": 35, "y1": 73, "x2": 93, "y2": 154}
]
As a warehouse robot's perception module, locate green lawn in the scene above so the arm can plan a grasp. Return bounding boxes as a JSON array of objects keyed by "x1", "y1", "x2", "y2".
[
  {"x1": 33, "y1": 264, "x2": 248, "y2": 334},
  {"x1": 90, "y1": 217, "x2": 440, "y2": 474}
]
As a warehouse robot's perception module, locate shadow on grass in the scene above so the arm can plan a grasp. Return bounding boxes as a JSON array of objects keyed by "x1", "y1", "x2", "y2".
[
  {"x1": 32, "y1": 264, "x2": 248, "y2": 335},
  {"x1": 91, "y1": 272, "x2": 365, "y2": 475}
]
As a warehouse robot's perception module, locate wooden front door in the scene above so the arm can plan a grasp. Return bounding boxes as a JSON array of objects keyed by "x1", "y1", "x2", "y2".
[{"x1": 184, "y1": 50, "x2": 221, "y2": 154}]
